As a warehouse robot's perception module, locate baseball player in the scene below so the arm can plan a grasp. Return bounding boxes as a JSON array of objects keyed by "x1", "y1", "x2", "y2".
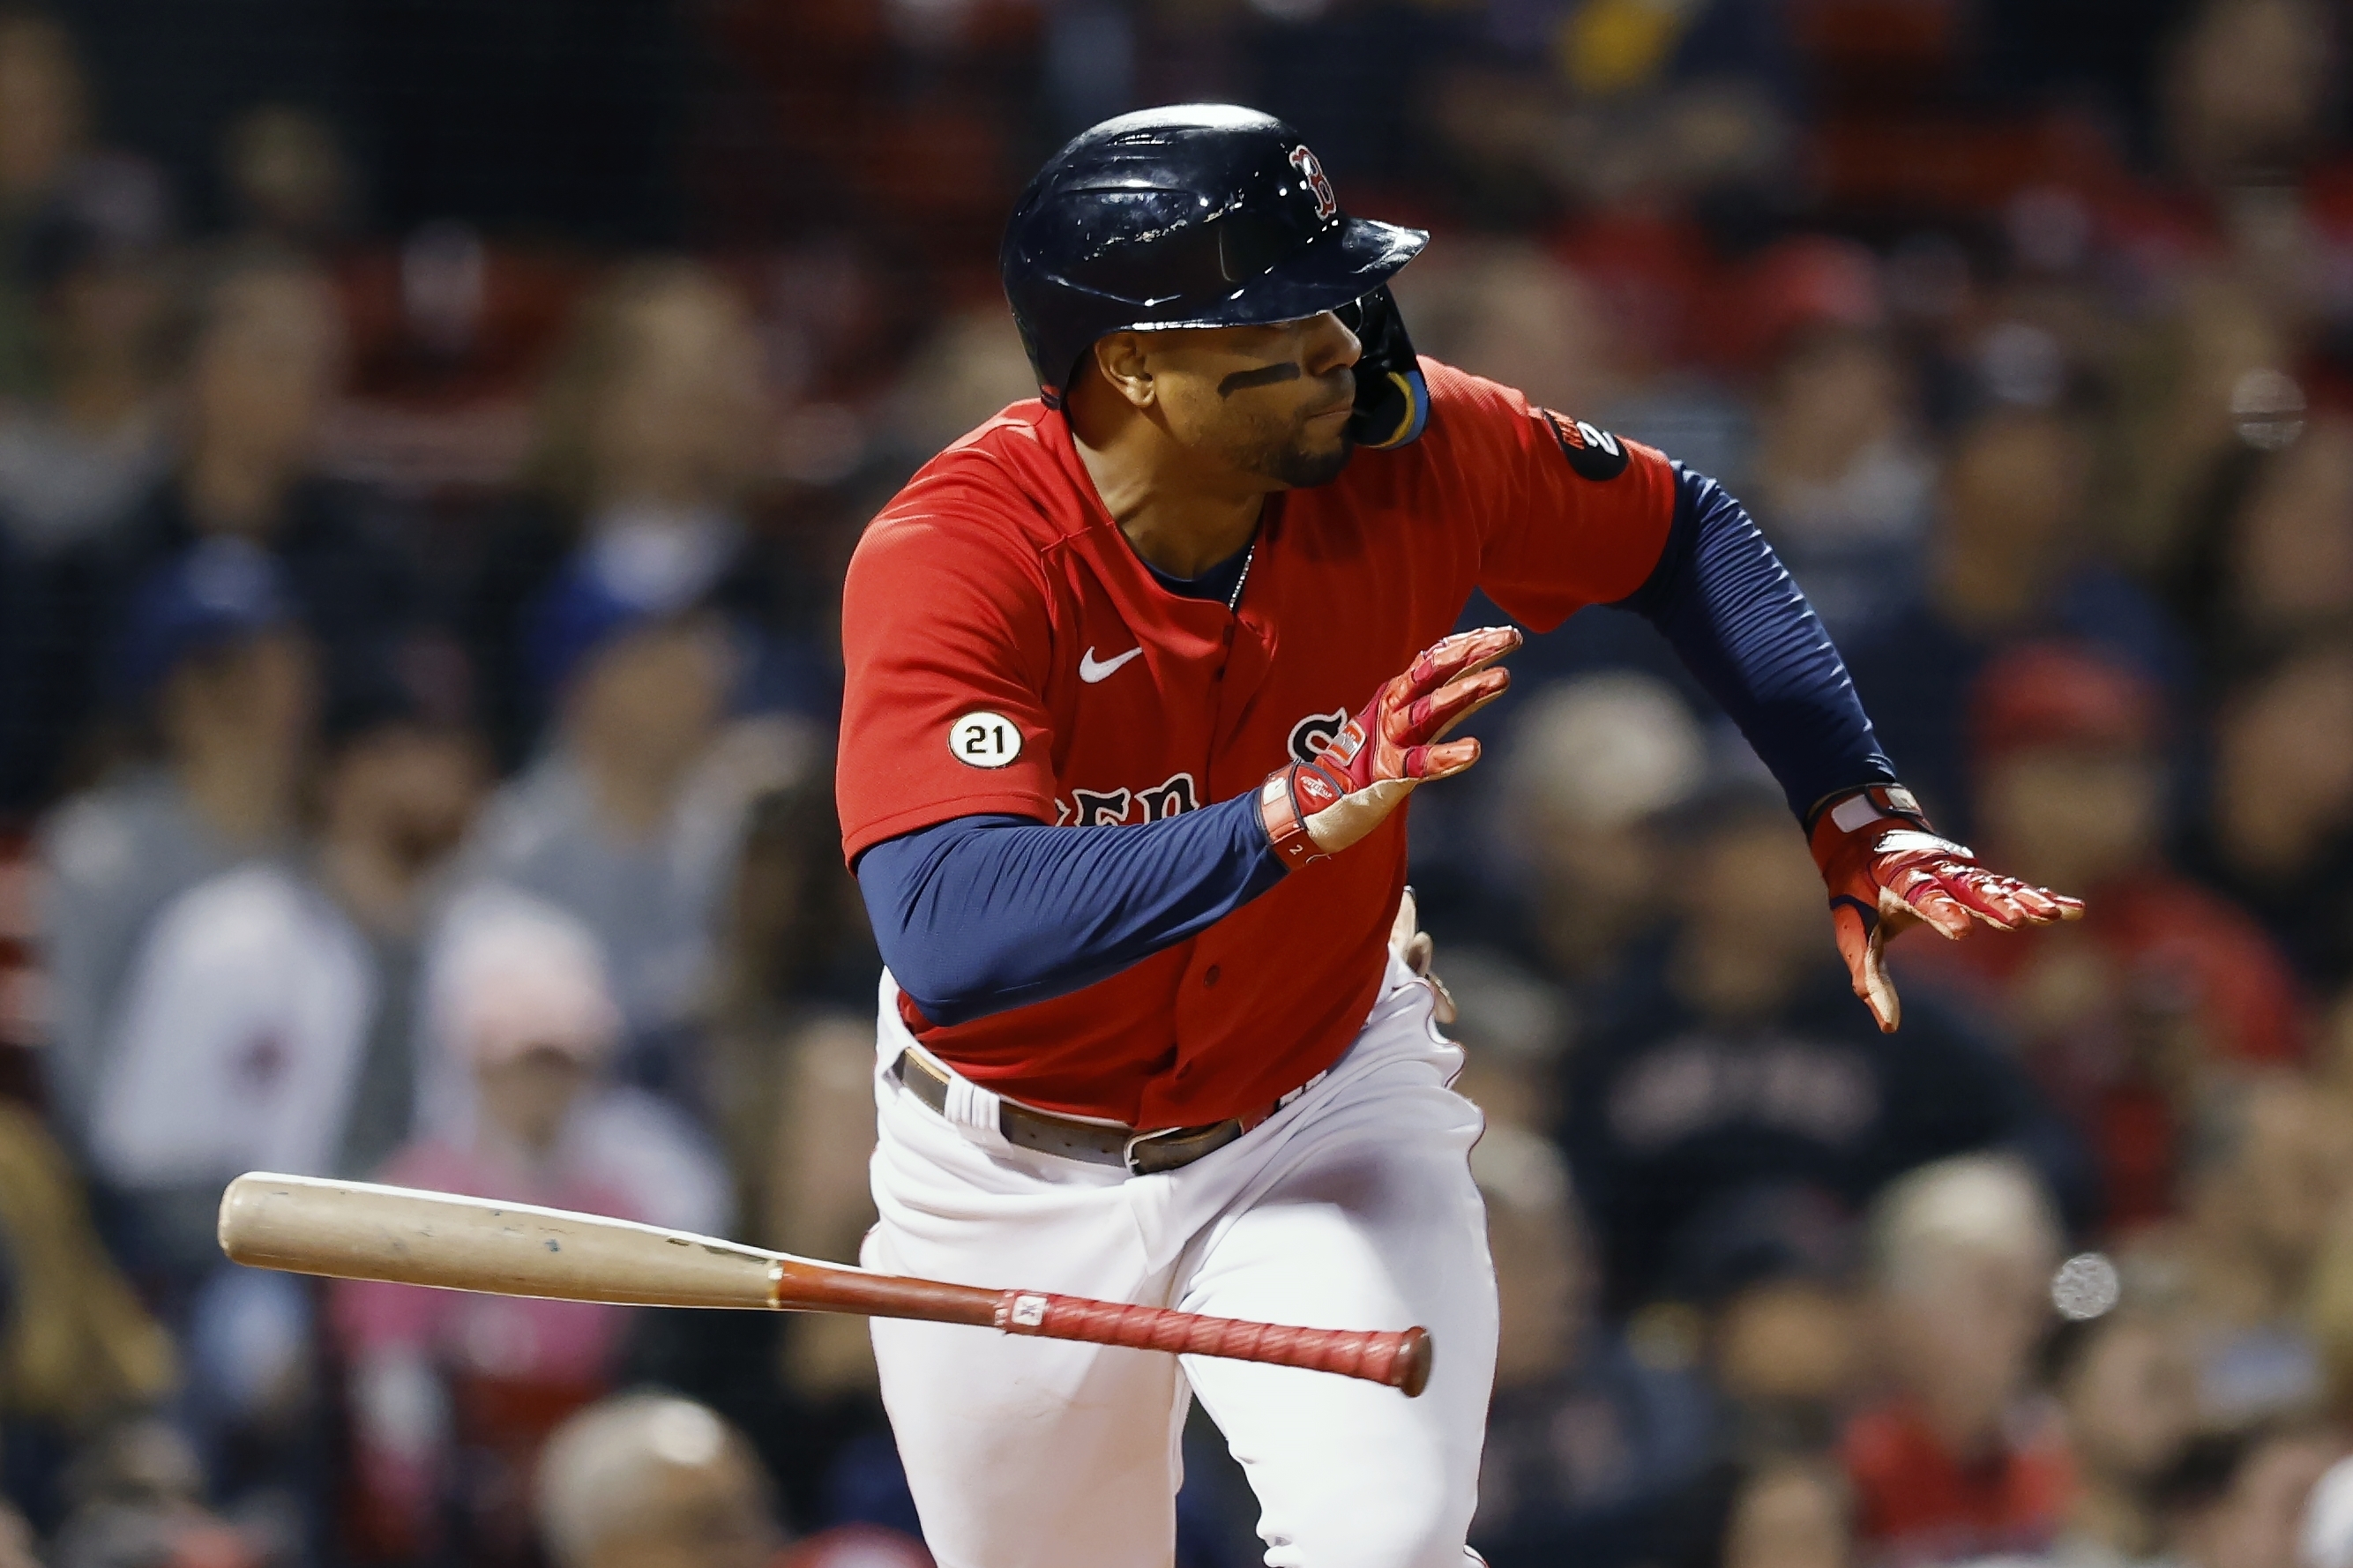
[{"x1": 835, "y1": 104, "x2": 2080, "y2": 1568}]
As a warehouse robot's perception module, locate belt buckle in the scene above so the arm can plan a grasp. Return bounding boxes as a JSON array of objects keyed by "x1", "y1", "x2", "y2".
[{"x1": 1122, "y1": 1125, "x2": 1184, "y2": 1176}]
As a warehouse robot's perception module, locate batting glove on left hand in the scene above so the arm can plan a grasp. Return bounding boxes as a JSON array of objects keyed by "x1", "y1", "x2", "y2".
[
  {"x1": 1809, "y1": 784, "x2": 2085, "y2": 1033},
  {"x1": 1259, "y1": 626, "x2": 1521, "y2": 869}
]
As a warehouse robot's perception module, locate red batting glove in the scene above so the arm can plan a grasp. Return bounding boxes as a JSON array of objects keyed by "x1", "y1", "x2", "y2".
[
  {"x1": 1259, "y1": 626, "x2": 1521, "y2": 868},
  {"x1": 1809, "y1": 783, "x2": 2085, "y2": 1033}
]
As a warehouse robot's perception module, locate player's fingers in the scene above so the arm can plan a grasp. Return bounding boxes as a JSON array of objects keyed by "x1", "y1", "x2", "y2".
[
  {"x1": 1997, "y1": 879, "x2": 2086, "y2": 922},
  {"x1": 1401, "y1": 736, "x2": 1481, "y2": 781},
  {"x1": 1937, "y1": 870, "x2": 2029, "y2": 931},
  {"x1": 1885, "y1": 860, "x2": 1974, "y2": 938},
  {"x1": 1961, "y1": 870, "x2": 2080, "y2": 928},
  {"x1": 1830, "y1": 901, "x2": 1901, "y2": 1033},
  {"x1": 1407, "y1": 626, "x2": 1521, "y2": 693},
  {"x1": 1401, "y1": 668, "x2": 1511, "y2": 744}
]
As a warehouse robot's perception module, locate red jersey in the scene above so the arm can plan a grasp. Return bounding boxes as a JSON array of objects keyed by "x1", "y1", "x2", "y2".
[{"x1": 836, "y1": 359, "x2": 1676, "y2": 1128}]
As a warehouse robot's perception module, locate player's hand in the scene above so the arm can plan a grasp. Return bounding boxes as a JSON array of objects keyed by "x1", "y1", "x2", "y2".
[
  {"x1": 1808, "y1": 784, "x2": 2085, "y2": 1033},
  {"x1": 1259, "y1": 626, "x2": 1521, "y2": 869}
]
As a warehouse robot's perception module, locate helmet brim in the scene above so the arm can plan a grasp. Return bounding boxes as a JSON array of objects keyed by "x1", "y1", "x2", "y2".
[{"x1": 1110, "y1": 215, "x2": 1428, "y2": 335}]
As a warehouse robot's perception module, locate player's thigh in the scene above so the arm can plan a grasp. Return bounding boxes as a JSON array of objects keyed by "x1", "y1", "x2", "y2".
[
  {"x1": 863, "y1": 1210, "x2": 1187, "y2": 1568},
  {"x1": 1177, "y1": 1114, "x2": 1498, "y2": 1568}
]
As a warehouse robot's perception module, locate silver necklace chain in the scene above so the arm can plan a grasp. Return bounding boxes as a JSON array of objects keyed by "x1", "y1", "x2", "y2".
[{"x1": 1226, "y1": 541, "x2": 1258, "y2": 612}]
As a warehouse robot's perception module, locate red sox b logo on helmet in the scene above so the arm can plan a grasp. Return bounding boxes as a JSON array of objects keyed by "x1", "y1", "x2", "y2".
[{"x1": 1289, "y1": 146, "x2": 1337, "y2": 221}]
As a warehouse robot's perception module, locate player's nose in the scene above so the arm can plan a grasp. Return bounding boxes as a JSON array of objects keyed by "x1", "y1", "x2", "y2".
[{"x1": 1304, "y1": 310, "x2": 1362, "y2": 376}]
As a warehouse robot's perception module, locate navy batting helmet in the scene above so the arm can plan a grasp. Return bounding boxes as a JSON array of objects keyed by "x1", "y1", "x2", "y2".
[{"x1": 1002, "y1": 104, "x2": 1431, "y2": 449}]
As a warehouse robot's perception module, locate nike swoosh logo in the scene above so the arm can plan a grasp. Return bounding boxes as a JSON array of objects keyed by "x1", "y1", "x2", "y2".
[{"x1": 1079, "y1": 646, "x2": 1144, "y2": 683}]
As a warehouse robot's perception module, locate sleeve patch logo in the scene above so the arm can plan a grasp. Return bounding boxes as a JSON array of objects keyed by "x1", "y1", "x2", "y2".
[
  {"x1": 1543, "y1": 410, "x2": 1630, "y2": 482},
  {"x1": 948, "y1": 711, "x2": 1023, "y2": 768}
]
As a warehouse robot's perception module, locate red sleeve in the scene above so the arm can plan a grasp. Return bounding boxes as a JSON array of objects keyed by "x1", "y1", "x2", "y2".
[
  {"x1": 836, "y1": 501, "x2": 1060, "y2": 863},
  {"x1": 1414, "y1": 359, "x2": 1679, "y2": 631}
]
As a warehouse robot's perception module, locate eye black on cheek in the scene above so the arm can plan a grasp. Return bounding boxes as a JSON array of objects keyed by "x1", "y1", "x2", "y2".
[{"x1": 1217, "y1": 362, "x2": 1303, "y2": 398}]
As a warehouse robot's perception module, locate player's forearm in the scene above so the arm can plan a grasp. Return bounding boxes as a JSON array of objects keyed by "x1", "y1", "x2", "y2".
[
  {"x1": 855, "y1": 795, "x2": 1286, "y2": 1025},
  {"x1": 1617, "y1": 464, "x2": 1898, "y2": 822}
]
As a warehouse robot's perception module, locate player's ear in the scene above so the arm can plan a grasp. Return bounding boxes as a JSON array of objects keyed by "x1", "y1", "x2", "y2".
[{"x1": 1092, "y1": 332, "x2": 1156, "y2": 409}]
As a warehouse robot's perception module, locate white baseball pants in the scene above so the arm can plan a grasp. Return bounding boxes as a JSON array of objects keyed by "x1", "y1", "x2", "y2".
[{"x1": 863, "y1": 957, "x2": 1497, "y2": 1568}]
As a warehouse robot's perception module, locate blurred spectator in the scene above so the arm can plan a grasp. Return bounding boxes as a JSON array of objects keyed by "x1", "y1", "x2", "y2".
[
  {"x1": 1662, "y1": 1184, "x2": 1867, "y2": 1452},
  {"x1": 1435, "y1": 945, "x2": 1572, "y2": 1132},
  {"x1": 2146, "y1": 1075, "x2": 2353, "y2": 1423},
  {"x1": 620, "y1": 775, "x2": 903, "y2": 1539},
  {"x1": 1388, "y1": 238, "x2": 1622, "y2": 422},
  {"x1": 1721, "y1": 1457, "x2": 1855, "y2": 1568},
  {"x1": 0, "y1": 154, "x2": 174, "y2": 555},
  {"x1": 1843, "y1": 407, "x2": 2186, "y2": 833},
  {"x1": 1560, "y1": 778, "x2": 2090, "y2": 1310},
  {"x1": 0, "y1": 8, "x2": 93, "y2": 396},
  {"x1": 337, "y1": 895, "x2": 663, "y2": 1564},
  {"x1": 0, "y1": 1100, "x2": 176, "y2": 1531},
  {"x1": 1498, "y1": 674, "x2": 1705, "y2": 996},
  {"x1": 2162, "y1": 0, "x2": 2334, "y2": 190},
  {"x1": 1662, "y1": 1454, "x2": 1856, "y2": 1568},
  {"x1": 2168, "y1": 418, "x2": 2353, "y2": 681},
  {"x1": 459, "y1": 582, "x2": 808, "y2": 1084},
  {"x1": 38, "y1": 541, "x2": 313, "y2": 1146},
  {"x1": 2307, "y1": 1453, "x2": 2353, "y2": 1568},
  {"x1": 1469, "y1": 1126, "x2": 1716, "y2": 1568},
  {"x1": 47, "y1": 1417, "x2": 265, "y2": 1568},
  {"x1": 0, "y1": 155, "x2": 177, "y2": 812},
  {"x1": 462, "y1": 260, "x2": 815, "y2": 772},
  {"x1": 2153, "y1": 1423, "x2": 2343, "y2": 1568},
  {"x1": 1746, "y1": 328, "x2": 1933, "y2": 644},
  {"x1": 17, "y1": 247, "x2": 431, "y2": 824},
  {"x1": 536, "y1": 1393, "x2": 776, "y2": 1568},
  {"x1": 0, "y1": 1505, "x2": 30, "y2": 1568},
  {"x1": 534, "y1": 1392, "x2": 929, "y2": 1568},
  {"x1": 2188, "y1": 642, "x2": 2353, "y2": 989},
  {"x1": 103, "y1": 250, "x2": 428, "y2": 725},
  {"x1": 2043, "y1": 1296, "x2": 2201, "y2": 1568},
  {"x1": 456, "y1": 264, "x2": 822, "y2": 1082},
  {"x1": 704, "y1": 778, "x2": 879, "y2": 1388},
  {"x1": 1904, "y1": 642, "x2": 2308, "y2": 1230},
  {"x1": 218, "y1": 107, "x2": 354, "y2": 256},
  {"x1": 876, "y1": 303, "x2": 1038, "y2": 467},
  {"x1": 1841, "y1": 1155, "x2": 2073, "y2": 1566},
  {"x1": 315, "y1": 717, "x2": 490, "y2": 1177},
  {"x1": 80, "y1": 718, "x2": 484, "y2": 1267}
]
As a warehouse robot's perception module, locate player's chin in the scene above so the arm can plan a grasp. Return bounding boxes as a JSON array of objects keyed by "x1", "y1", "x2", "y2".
[{"x1": 1266, "y1": 429, "x2": 1356, "y2": 489}]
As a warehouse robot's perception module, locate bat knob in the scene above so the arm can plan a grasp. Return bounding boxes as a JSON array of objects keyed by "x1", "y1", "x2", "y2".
[{"x1": 1391, "y1": 1326, "x2": 1432, "y2": 1398}]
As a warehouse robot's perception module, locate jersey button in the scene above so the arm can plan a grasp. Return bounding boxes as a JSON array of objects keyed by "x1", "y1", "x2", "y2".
[{"x1": 1203, "y1": 965, "x2": 1221, "y2": 988}]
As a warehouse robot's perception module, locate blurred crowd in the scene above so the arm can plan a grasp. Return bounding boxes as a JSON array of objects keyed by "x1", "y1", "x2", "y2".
[{"x1": 1, "y1": 0, "x2": 2352, "y2": 1566}]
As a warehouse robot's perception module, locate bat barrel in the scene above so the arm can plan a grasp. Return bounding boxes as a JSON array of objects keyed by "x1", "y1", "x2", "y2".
[{"x1": 219, "y1": 1172, "x2": 783, "y2": 1310}]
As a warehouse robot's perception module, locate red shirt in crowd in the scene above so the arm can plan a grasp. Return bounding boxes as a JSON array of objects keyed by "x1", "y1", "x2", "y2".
[
  {"x1": 835, "y1": 359, "x2": 1677, "y2": 1128},
  {"x1": 1900, "y1": 870, "x2": 2305, "y2": 1229},
  {"x1": 1842, "y1": 1398, "x2": 2074, "y2": 1566}
]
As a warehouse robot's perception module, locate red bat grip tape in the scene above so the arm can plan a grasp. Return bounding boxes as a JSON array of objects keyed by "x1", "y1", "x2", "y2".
[{"x1": 992, "y1": 1290, "x2": 1432, "y2": 1397}]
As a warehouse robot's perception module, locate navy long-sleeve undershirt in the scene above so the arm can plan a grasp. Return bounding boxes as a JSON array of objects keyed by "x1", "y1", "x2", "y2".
[
  {"x1": 1621, "y1": 464, "x2": 1896, "y2": 823},
  {"x1": 858, "y1": 465, "x2": 1895, "y2": 1026}
]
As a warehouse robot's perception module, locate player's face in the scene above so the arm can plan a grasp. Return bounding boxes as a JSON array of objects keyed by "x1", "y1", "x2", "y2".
[{"x1": 1138, "y1": 312, "x2": 1363, "y2": 489}]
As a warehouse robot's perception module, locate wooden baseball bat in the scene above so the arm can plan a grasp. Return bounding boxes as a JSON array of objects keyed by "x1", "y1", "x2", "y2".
[{"x1": 218, "y1": 1172, "x2": 1431, "y2": 1396}]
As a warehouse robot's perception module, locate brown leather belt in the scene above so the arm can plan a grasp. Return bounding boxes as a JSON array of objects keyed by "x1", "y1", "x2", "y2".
[{"x1": 889, "y1": 1049, "x2": 1319, "y2": 1176}]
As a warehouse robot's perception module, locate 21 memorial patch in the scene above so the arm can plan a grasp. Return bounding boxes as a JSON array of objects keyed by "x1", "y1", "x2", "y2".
[{"x1": 949, "y1": 711, "x2": 1023, "y2": 767}]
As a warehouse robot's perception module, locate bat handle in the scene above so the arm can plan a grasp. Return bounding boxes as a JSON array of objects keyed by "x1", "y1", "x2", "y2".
[{"x1": 992, "y1": 1291, "x2": 1433, "y2": 1398}]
